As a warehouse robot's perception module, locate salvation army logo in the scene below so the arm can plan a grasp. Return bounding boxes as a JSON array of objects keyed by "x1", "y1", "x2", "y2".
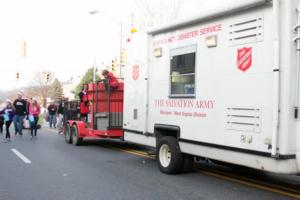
[
  {"x1": 132, "y1": 64, "x2": 139, "y2": 80},
  {"x1": 237, "y1": 47, "x2": 252, "y2": 72}
]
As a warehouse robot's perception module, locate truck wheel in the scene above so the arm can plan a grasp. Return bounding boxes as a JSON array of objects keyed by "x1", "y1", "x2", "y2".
[
  {"x1": 65, "y1": 124, "x2": 72, "y2": 144},
  {"x1": 72, "y1": 125, "x2": 83, "y2": 146},
  {"x1": 181, "y1": 154, "x2": 194, "y2": 173},
  {"x1": 157, "y1": 136, "x2": 183, "y2": 174}
]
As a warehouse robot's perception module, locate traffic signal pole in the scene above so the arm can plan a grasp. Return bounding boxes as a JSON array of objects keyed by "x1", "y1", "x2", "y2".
[
  {"x1": 93, "y1": 57, "x2": 96, "y2": 83},
  {"x1": 119, "y1": 23, "x2": 123, "y2": 78}
]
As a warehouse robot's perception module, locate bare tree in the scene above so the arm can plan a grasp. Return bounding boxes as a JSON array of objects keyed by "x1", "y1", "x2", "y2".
[
  {"x1": 134, "y1": 0, "x2": 182, "y2": 30},
  {"x1": 49, "y1": 78, "x2": 64, "y2": 103},
  {"x1": 27, "y1": 71, "x2": 54, "y2": 107},
  {"x1": 3, "y1": 90, "x2": 18, "y2": 103},
  {"x1": 0, "y1": 91, "x2": 6, "y2": 102},
  {"x1": 6, "y1": 87, "x2": 28, "y2": 103}
]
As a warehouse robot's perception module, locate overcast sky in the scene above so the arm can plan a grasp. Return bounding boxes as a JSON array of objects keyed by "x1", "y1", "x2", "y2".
[{"x1": 0, "y1": 0, "x2": 234, "y2": 91}]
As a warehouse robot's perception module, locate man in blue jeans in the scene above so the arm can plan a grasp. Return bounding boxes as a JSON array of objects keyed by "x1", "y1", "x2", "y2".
[
  {"x1": 13, "y1": 92, "x2": 28, "y2": 136},
  {"x1": 47, "y1": 101, "x2": 57, "y2": 128}
]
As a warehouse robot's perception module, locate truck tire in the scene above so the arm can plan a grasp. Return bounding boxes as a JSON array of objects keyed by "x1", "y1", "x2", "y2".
[
  {"x1": 65, "y1": 124, "x2": 72, "y2": 144},
  {"x1": 72, "y1": 125, "x2": 83, "y2": 146},
  {"x1": 181, "y1": 154, "x2": 194, "y2": 173},
  {"x1": 157, "y1": 136, "x2": 183, "y2": 174}
]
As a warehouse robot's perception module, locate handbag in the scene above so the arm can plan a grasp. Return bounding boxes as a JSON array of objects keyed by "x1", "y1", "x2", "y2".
[
  {"x1": 4, "y1": 112, "x2": 9, "y2": 121},
  {"x1": 29, "y1": 114, "x2": 35, "y2": 122}
]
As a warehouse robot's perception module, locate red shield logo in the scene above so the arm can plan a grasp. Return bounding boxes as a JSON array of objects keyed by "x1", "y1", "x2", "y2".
[
  {"x1": 132, "y1": 65, "x2": 139, "y2": 80},
  {"x1": 237, "y1": 47, "x2": 252, "y2": 72}
]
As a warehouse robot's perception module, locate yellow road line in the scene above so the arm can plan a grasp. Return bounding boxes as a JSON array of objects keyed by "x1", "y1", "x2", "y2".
[
  {"x1": 198, "y1": 166, "x2": 300, "y2": 195},
  {"x1": 201, "y1": 170, "x2": 300, "y2": 199},
  {"x1": 112, "y1": 147, "x2": 154, "y2": 159},
  {"x1": 115, "y1": 147, "x2": 300, "y2": 199}
]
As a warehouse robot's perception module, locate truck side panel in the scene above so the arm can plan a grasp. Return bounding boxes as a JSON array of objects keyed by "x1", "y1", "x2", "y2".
[{"x1": 148, "y1": 5, "x2": 274, "y2": 153}]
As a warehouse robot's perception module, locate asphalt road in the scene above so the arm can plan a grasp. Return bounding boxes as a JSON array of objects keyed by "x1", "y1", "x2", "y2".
[{"x1": 0, "y1": 128, "x2": 298, "y2": 200}]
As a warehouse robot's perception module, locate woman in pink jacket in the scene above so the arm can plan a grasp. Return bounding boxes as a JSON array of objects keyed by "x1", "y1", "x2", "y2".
[{"x1": 29, "y1": 98, "x2": 41, "y2": 138}]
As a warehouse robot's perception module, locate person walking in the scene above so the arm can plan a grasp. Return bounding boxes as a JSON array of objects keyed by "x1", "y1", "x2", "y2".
[
  {"x1": 2, "y1": 100, "x2": 15, "y2": 142},
  {"x1": 47, "y1": 101, "x2": 57, "y2": 128},
  {"x1": 57, "y1": 97, "x2": 66, "y2": 134},
  {"x1": 28, "y1": 98, "x2": 41, "y2": 138},
  {"x1": 13, "y1": 91, "x2": 27, "y2": 136},
  {"x1": 0, "y1": 107, "x2": 4, "y2": 134}
]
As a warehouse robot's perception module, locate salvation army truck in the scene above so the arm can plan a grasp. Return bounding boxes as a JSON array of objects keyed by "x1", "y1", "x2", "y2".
[{"x1": 123, "y1": 0, "x2": 300, "y2": 174}]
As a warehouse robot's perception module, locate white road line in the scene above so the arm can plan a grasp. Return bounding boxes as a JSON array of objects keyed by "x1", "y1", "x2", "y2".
[{"x1": 11, "y1": 148, "x2": 32, "y2": 164}]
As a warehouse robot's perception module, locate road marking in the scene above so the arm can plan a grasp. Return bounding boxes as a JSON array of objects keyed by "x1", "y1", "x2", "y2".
[
  {"x1": 201, "y1": 170, "x2": 300, "y2": 199},
  {"x1": 11, "y1": 148, "x2": 32, "y2": 164},
  {"x1": 112, "y1": 147, "x2": 155, "y2": 159},
  {"x1": 115, "y1": 147, "x2": 300, "y2": 199}
]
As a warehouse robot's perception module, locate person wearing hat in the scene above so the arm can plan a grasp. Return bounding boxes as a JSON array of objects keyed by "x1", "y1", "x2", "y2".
[
  {"x1": 13, "y1": 91, "x2": 28, "y2": 136},
  {"x1": 2, "y1": 99, "x2": 15, "y2": 142},
  {"x1": 101, "y1": 70, "x2": 119, "y2": 91}
]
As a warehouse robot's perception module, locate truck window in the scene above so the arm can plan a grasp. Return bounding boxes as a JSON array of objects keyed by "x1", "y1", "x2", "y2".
[{"x1": 170, "y1": 47, "x2": 196, "y2": 97}]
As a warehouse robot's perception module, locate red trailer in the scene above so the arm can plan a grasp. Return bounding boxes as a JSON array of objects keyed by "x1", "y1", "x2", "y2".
[{"x1": 64, "y1": 81, "x2": 124, "y2": 145}]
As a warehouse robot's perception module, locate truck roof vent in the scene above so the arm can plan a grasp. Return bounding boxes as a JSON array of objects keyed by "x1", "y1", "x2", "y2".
[
  {"x1": 226, "y1": 107, "x2": 261, "y2": 133},
  {"x1": 229, "y1": 17, "x2": 263, "y2": 46}
]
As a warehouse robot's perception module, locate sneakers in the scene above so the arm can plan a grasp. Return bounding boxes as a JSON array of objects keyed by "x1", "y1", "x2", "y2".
[
  {"x1": 30, "y1": 134, "x2": 37, "y2": 139},
  {"x1": 2, "y1": 138, "x2": 10, "y2": 143},
  {"x1": 58, "y1": 128, "x2": 63, "y2": 134}
]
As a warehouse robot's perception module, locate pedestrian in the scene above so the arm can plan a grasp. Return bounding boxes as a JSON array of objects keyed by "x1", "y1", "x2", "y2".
[
  {"x1": 13, "y1": 91, "x2": 27, "y2": 136},
  {"x1": 57, "y1": 97, "x2": 66, "y2": 134},
  {"x1": 47, "y1": 100, "x2": 57, "y2": 128},
  {"x1": 28, "y1": 97, "x2": 41, "y2": 138},
  {"x1": 0, "y1": 106, "x2": 4, "y2": 134},
  {"x1": 2, "y1": 99, "x2": 15, "y2": 142},
  {"x1": 78, "y1": 85, "x2": 89, "y2": 122},
  {"x1": 101, "y1": 70, "x2": 119, "y2": 91}
]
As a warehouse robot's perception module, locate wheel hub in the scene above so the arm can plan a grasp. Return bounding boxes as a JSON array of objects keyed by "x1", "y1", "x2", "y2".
[{"x1": 159, "y1": 144, "x2": 171, "y2": 167}]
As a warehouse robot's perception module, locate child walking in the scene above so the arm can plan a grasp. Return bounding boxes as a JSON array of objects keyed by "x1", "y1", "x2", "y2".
[{"x1": 2, "y1": 100, "x2": 14, "y2": 143}]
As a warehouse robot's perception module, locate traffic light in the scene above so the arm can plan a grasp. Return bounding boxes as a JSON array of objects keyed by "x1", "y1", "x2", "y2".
[
  {"x1": 121, "y1": 48, "x2": 126, "y2": 66},
  {"x1": 16, "y1": 72, "x2": 19, "y2": 80},
  {"x1": 112, "y1": 58, "x2": 118, "y2": 72},
  {"x1": 46, "y1": 73, "x2": 50, "y2": 82}
]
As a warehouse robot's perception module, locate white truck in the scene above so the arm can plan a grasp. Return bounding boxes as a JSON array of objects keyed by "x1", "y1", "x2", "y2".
[{"x1": 123, "y1": 0, "x2": 300, "y2": 175}]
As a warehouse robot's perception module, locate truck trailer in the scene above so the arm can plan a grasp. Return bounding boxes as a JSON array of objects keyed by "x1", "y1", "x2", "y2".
[
  {"x1": 123, "y1": 0, "x2": 300, "y2": 174},
  {"x1": 64, "y1": 82, "x2": 124, "y2": 145}
]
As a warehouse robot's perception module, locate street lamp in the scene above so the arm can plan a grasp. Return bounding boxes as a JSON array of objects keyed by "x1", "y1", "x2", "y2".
[{"x1": 89, "y1": 10, "x2": 123, "y2": 78}]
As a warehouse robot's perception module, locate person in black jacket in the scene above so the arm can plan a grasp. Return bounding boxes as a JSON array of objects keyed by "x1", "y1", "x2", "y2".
[
  {"x1": 0, "y1": 107, "x2": 4, "y2": 134},
  {"x1": 47, "y1": 101, "x2": 58, "y2": 128},
  {"x1": 57, "y1": 97, "x2": 67, "y2": 133},
  {"x1": 13, "y1": 91, "x2": 27, "y2": 136}
]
